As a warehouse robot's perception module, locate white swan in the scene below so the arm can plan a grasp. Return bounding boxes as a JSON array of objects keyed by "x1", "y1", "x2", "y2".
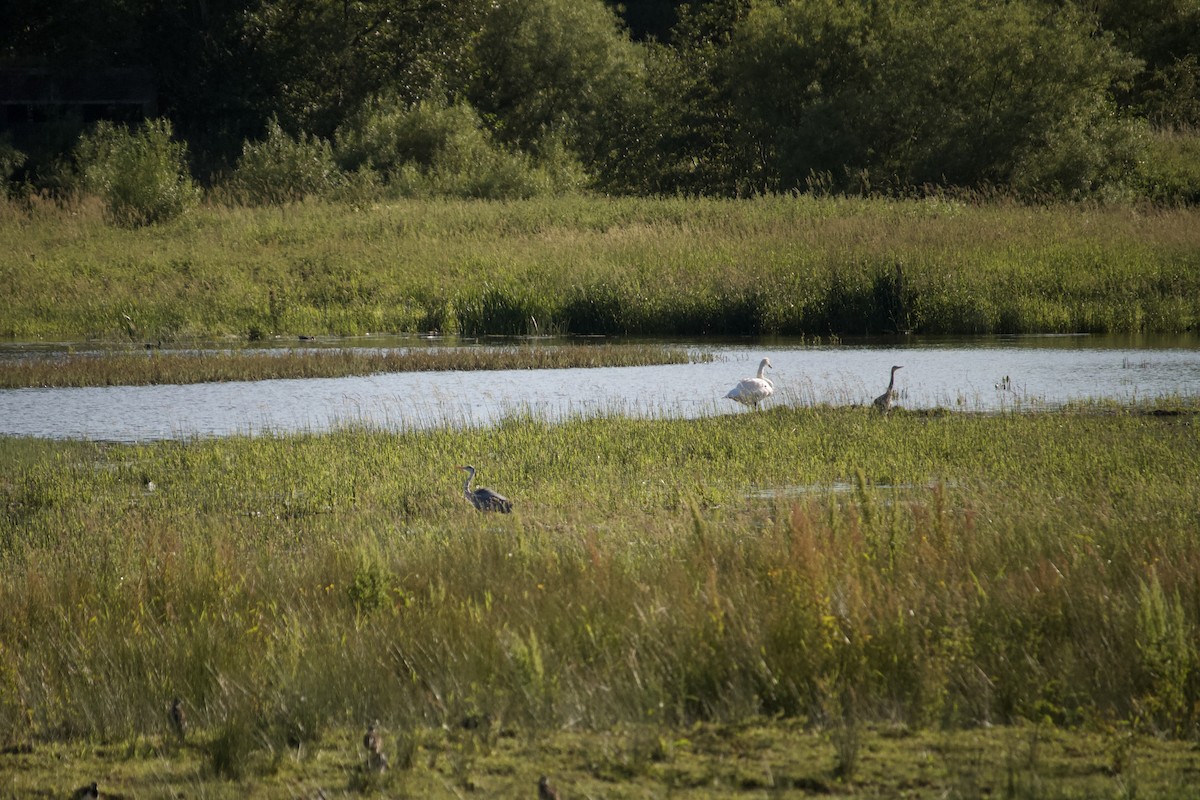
[{"x1": 725, "y1": 357, "x2": 775, "y2": 409}]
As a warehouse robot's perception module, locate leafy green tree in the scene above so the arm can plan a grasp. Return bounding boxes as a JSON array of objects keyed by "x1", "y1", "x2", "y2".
[
  {"x1": 245, "y1": 0, "x2": 487, "y2": 140},
  {"x1": 626, "y1": 0, "x2": 755, "y2": 195},
  {"x1": 724, "y1": 0, "x2": 1144, "y2": 197},
  {"x1": 863, "y1": 1, "x2": 1144, "y2": 194},
  {"x1": 723, "y1": 0, "x2": 871, "y2": 193},
  {"x1": 1091, "y1": 0, "x2": 1200, "y2": 127},
  {"x1": 469, "y1": 0, "x2": 648, "y2": 187},
  {"x1": 5, "y1": 0, "x2": 1179, "y2": 200}
]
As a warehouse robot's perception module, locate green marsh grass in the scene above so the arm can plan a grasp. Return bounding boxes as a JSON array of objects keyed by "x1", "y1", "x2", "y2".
[
  {"x1": 0, "y1": 342, "x2": 710, "y2": 388},
  {"x1": 3, "y1": 195, "x2": 1199, "y2": 341},
  {"x1": 2, "y1": 402, "x2": 1198, "y2": 795}
]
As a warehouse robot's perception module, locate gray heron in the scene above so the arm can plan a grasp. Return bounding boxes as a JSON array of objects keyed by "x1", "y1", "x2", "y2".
[
  {"x1": 363, "y1": 722, "x2": 381, "y2": 753},
  {"x1": 71, "y1": 783, "x2": 99, "y2": 800},
  {"x1": 364, "y1": 721, "x2": 388, "y2": 772},
  {"x1": 725, "y1": 357, "x2": 775, "y2": 409},
  {"x1": 538, "y1": 776, "x2": 561, "y2": 800},
  {"x1": 169, "y1": 697, "x2": 186, "y2": 740},
  {"x1": 873, "y1": 365, "x2": 904, "y2": 413},
  {"x1": 457, "y1": 465, "x2": 514, "y2": 513}
]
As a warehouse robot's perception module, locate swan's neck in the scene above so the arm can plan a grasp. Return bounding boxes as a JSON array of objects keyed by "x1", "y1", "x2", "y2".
[
  {"x1": 462, "y1": 471, "x2": 474, "y2": 496},
  {"x1": 757, "y1": 363, "x2": 768, "y2": 379}
]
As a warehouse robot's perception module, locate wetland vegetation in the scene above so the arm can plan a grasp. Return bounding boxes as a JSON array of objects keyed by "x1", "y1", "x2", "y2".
[
  {"x1": 2, "y1": 401, "x2": 1198, "y2": 796},
  {"x1": 0, "y1": 342, "x2": 710, "y2": 389},
  {"x1": 3, "y1": 196, "x2": 1200, "y2": 345},
  {"x1": 5, "y1": 0, "x2": 1200, "y2": 794}
]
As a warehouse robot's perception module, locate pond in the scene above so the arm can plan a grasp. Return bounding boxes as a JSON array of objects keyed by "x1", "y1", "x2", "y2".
[{"x1": 1, "y1": 334, "x2": 1197, "y2": 442}]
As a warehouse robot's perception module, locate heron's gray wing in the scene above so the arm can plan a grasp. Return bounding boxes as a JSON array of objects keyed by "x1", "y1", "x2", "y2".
[{"x1": 472, "y1": 487, "x2": 513, "y2": 512}]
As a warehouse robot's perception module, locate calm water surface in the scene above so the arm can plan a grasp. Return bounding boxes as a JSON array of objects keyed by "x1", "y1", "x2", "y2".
[{"x1": 1, "y1": 335, "x2": 1197, "y2": 442}]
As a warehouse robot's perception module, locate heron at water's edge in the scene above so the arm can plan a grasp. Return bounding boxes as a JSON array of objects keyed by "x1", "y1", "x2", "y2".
[{"x1": 874, "y1": 365, "x2": 904, "y2": 413}]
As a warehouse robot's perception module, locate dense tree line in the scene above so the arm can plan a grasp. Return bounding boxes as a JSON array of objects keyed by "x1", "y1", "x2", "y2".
[{"x1": 2, "y1": 0, "x2": 1198, "y2": 204}]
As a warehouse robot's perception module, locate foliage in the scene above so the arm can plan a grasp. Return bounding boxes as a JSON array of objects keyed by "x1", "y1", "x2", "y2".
[
  {"x1": 227, "y1": 118, "x2": 340, "y2": 205},
  {"x1": 627, "y1": 42, "x2": 738, "y2": 194},
  {"x1": 2, "y1": 196, "x2": 1198, "y2": 341},
  {"x1": 1095, "y1": 0, "x2": 1200, "y2": 127},
  {"x1": 723, "y1": 0, "x2": 1145, "y2": 196},
  {"x1": 3, "y1": 0, "x2": 1198, "y2": 201},
  {"x1": 0, "y1": 137, "x2": 26, "y2": 195},
  {"x1": 1139, "y1": 126, "x2": 1200, "y2": 204},
  {"x1": 73, "y1": 119, "x2": 200, "y2": 226},
  {"x1": 243, "y1": 0, "x2": 489, "y2": 139},
  {"x1": 469, "y1": 0, "x2": 647, "y2": 177},
  {"x1": 1139, "y1": 54, "x2": 1200, "y2": 128},
  {"x1": 334, "y1": 98, "x2": 587, "y2": 199}
]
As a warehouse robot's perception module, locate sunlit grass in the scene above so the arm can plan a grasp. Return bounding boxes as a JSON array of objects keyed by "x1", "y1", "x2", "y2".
[
  {"x1": 2, "y1": 400, "x2": 1198, "y2": 766},
  {"x1": 3, "y1": 195, "x2": 1198, "y2": 340},
  {"x1": 0, "y1": 342, "x2": 710, "y2": 388},
  {"x1": 3, "y1": 719, "x2": 1197, "y2": 798}
]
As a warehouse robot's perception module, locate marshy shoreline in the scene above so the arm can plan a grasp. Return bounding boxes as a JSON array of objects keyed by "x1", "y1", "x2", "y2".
[
  {"x1": 3, "y1": 196, "x2": 1198, "y2": 343},
  {"x1": 0, "y1": 342, "x2": 710, "y2": 388}
]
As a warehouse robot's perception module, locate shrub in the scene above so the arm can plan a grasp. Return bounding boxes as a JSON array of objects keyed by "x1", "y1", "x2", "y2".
[
  {"x1": 1138, "y1": 127, "x2": 1200, "y2": 205},
  {"x1": 75, "y1": 119, "x2": 200, "y2": 226},
  {"x1": 335, "y1": 98, "x2": 587, "y2": 199},
  {"x1": 1011, "y1": 107, "x2": 1147, "y2": 201},
  {"x1": 0, "y1": 137, "x2": 26, "y2": 196},
  {"x1": 228, "y1": 118, "x2": 341, "y2": 205}
]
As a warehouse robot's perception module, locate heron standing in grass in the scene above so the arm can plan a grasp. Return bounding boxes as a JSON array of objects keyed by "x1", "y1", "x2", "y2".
[
  {"x1": 364, "y1": 721, "x2": 388, "y2": 772},
  {"x1": 538, "y1": 775, "x2": 561, "y2": 800},
  {"x1": 457, "y1": 465, "x2": 513, "y2": 513},
  {"x1": 725, "y1": 357, "x2": 775, "y2": 409},
  {"x1": 71, "y1": 783, "x2": 98, "y2": 800},
  {"x1": 873, "y1": 365, "x2": 904, "y2": 414},
  {"x1": 363, "y1": 722, "x2": 381, "y2": 754},
  {"x1": 169, "y1": 697, "x2": 186, "y2": 741}
]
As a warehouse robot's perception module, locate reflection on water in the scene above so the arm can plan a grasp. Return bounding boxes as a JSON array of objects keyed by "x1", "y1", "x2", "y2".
[{"x1": 1, "y1": 334, "x2": 1197, "y2": 442}]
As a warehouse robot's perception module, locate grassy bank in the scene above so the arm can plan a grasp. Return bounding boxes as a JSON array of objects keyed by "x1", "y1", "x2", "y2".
[
  {"x1": 2, "y1": 402, "x2": 1198, "y2": 794},
  {"x1": 3, "y1": 196, "x2": 1199, "y2": 341},
  {"x1": 4, "y1": 719, "x2": 1197, "y2": 798},
  {"x1": 0, "y1": 342, "x2": 710, "y2": 388}
]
